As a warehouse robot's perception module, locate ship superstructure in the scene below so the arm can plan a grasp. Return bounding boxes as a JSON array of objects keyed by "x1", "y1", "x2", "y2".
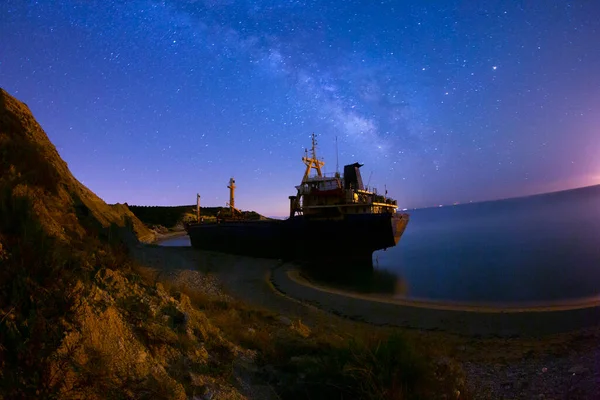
[{"x1": 288, "y1": 134, "x2": 399, "y2": 219}]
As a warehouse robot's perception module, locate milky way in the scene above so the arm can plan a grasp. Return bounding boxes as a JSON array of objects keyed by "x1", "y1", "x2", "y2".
[{"x1": 1, "y1": 1, "x2": 599, "y2": 215}]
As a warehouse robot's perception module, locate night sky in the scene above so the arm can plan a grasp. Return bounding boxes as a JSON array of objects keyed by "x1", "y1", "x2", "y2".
[{"x1": 1, "y1": 1, "x2": 599, "y2": 216}]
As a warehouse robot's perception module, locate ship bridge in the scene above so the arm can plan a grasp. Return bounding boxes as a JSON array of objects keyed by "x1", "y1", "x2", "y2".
[{"x1": 289, "y1": 133, "x2": 400, "y2": 218}]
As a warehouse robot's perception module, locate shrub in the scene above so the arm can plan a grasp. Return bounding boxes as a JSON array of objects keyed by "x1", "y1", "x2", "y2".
[{"x1": 0, "y1": 190, "x2": 85, "y2": 398}]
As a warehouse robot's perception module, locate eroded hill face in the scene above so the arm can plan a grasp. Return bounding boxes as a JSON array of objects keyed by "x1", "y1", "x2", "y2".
[
  {"x1": 0, "y1": 89, "x2": 244, "y2": 399},
  {"x1": 0, "y1": 89, "x2": 276, "y2": 400},
  {"x1": 0, "y1": 88, "x2": 154, "y2": 244}
]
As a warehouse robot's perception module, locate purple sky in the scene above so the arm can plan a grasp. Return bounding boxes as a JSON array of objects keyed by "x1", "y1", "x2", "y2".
[{"x1": 1, "y1": 1, "x2": 599, "y2": 216}]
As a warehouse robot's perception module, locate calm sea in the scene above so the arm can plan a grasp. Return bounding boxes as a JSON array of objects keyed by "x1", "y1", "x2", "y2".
[
  {"x1": 372, "y1": 184, "x2": 600, "y2": 303},
  {"x1": 160, "y1": 185, "x2": 600, "y2": 304}
]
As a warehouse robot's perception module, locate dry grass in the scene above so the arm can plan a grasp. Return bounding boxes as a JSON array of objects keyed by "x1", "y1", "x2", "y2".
[{"x1": 146, "y1": 271, "x2": 468, "y2": 400}]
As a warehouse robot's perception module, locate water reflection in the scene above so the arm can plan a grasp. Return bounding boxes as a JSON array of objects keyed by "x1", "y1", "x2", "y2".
[
  {"x1": 298, "y1": 262, "x2": 409, "y2": 297},
  {"x1": 161, "y1": 235, "x2": 409, "y2": 295}
]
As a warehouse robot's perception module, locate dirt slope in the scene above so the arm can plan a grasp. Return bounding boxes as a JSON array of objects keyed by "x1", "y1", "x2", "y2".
[{"x1": 0, "y1": 87, "x2": 154, "y2": 244}]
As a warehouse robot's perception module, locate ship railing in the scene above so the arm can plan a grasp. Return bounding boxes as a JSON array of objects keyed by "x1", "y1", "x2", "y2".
[
  {"x1": 304, "y1": 173, "x2": 341, "y2": 181},
  {"x1": 295, "y1": 184, "x2": 311, "y2": 195},
  {"x1": 361, "y1": 186, "x2": 379, "y2": 195}
]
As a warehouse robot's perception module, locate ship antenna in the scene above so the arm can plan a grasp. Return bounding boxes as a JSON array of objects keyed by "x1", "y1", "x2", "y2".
[
  {"x1": 367, "y1": 171, "x2": 373, "y2": 190},
  {"x1": 335, "y1": 135, "x2": 339, "y2": 175}
]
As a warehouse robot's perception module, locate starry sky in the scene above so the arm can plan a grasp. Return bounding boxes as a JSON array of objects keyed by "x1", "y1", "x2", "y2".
[{"x1": 1, "y1": 1, "x2": 599, "y2": 216}]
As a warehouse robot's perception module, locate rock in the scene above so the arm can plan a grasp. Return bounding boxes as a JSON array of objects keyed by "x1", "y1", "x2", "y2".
[
  {"x1": 514, "y1": 379, "x2": 529, "y2": 391},
  {"x1": 289, "y1": 355, "x2": 318, "y2": 365},
  {"x1": 261, "y1": 364, "x2": 279, "y2": 382},
  {"x1": 236, "y1": 358, "x2": 259, "y2": 374},
  {"x1": 568, "y1": 365, "x2": 588, "y2": 375},
  {"x1": 435, "y1": 356, "x2": 454, "y2": 373},
  {"x1": 278, "y1": 316, "x2": 292, "y2": 326},
  {"x1": 291, "y1": 319, "x2": 311, "y2": 338},
  {"x1": 290, "y1": 356, "x2": 321, "y2": 375}
]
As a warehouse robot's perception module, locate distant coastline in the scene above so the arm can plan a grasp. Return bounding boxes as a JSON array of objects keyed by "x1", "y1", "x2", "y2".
[{"x1": 411, "y1": 183, "x2": 600, "y2": 211}]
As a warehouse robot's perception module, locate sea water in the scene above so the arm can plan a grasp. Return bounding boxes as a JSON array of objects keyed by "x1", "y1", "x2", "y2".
[
  {"x1": 372, "y1": 184, "x2": 600, "y2": 303},
  {"x1": 160, "y1": 236, "x2": 191, "y2": 247}
]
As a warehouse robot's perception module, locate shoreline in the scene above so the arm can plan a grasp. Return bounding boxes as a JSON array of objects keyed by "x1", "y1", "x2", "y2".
[
  {"x1": 269, "y1": 263, "x2": 600, "y2": 336},
  {"x1": 152, "y1": 229, "x2": 188, "y2": 244},
  {"x1": 291, "y1": 268, "x2": 600, "y2": 313}
]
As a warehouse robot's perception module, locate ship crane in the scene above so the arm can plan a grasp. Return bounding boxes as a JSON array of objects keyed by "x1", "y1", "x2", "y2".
[
  {"x1": 215, "y1": 177, "x2": 244, "y2": 222},
  {"x1": 226, "y1": 177, "x2": 243, "y2": 217},
  {"x1": 301, "y1": 133, "x2": 324, "y2": 183},
  {"x1": 196, "y1": 193, "x2": 201, "y2": 223},
  {"x1": 227, "y1": 177, "x2": 236, "y2": 211}
]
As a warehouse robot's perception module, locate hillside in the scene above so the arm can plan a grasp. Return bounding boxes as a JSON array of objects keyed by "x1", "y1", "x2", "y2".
[
  {"x1": 0, "y1": 88, "x2": 154, "y2": 244},
  {"x1": 0, "y1": 88, "x2": 255, "y2": 398}
]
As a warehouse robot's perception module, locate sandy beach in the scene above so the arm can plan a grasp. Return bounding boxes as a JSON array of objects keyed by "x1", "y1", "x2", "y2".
[{"x1": 152, "y1": 228, "x2": 189, "y2": 243}]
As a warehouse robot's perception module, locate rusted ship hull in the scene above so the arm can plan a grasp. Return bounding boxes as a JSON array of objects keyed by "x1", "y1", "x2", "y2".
[
  {"x1": 186, "y1": 220, "x2": 284, "y2": 258},
  {"x1": 185, "y1": 212, "x2": 409, "y2": 267},
  {"x1": 284, "y1": 212, "x2": 409, "y2": 267}
]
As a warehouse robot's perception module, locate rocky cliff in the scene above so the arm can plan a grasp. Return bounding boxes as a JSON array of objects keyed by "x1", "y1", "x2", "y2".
[
  {"x1": 0, "y1": 89, "x2": 250, "y2": 399},
  {"x1": 0, "y1": 87, "x2": 154, "y2": 245}
]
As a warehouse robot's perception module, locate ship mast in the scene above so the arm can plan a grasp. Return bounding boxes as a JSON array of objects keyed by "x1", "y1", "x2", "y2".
[
  {"x1": 301, "y1": 133, "x2": 324, "y2": 183},
  {"x1": 196, "y1": 193, "x2": 201, "y2": 223},
  {"x1": 227, "y1": 177, "x2": 236, "y2": 213},
  {"x1": 335, "y1": 135, "x2": 339, "y2": 177}
]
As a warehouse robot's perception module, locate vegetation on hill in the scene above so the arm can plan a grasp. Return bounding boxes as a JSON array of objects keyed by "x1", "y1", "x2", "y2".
[
  {"x1": 128, "y1": 205, "x2": 266, "y2": 228},
  {"x1": 0, "y1": 87, "x2": 465, "y2": 399}
]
